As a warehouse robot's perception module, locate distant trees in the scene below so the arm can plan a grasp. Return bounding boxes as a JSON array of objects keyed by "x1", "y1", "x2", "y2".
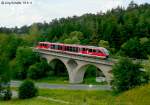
[
  {"x1": 112, "y1": 58, "x2": 148, "y2": 93},
  {"x1": 63, "y1": 31, "x2": 83, "y2": 44},
  {"x1": 0, "y1": 2, "x2": 150, "y2": 58}
]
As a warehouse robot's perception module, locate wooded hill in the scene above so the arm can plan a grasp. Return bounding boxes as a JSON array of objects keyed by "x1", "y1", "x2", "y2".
[{"x1": 0, "y1": 1, "x2": 150, "y2": 59}]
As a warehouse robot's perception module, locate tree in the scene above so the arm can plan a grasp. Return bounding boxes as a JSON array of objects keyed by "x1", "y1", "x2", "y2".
[
  {"x1": 63, "y1": 31, "x2": 83, "y2": 44},
  {"x1": 64, "y1": 36, "x2": 80, "y2": 44},
  {"x1": 98, "y1": 40, "x2": 110, "y2": 49},
  {"x1": 15, "y1": 47, "x2": 40, "y2": 79},
  {"x1": 128, "y1": 1, "x2": 138, "y2": 10},
  {"x1": 19, "y1": 80, "x2": 38, "y2": 99},
  {"x1": 144, "y1": 56, "x2": 150, "y2": 78},
  {"x1": 112, "y1": 58, "x2": 148, "y2": 93},
  {"x1": 0, "y1": 56, "x2": 12, "y2": 100},
  {"x1": 120, "y1": 38, "x2": 147, "y2": 59},
  {"x1": 28, "y1": 60, "x2": 51, "y2": 80}
]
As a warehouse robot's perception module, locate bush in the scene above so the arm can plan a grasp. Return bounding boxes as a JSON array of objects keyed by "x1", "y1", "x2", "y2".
[
  {"x1": 19, "y1": 80, "x2": 38, "y2": 99},
  {"x1": 27, "y1": 61, "x2": 51, "y2": 80},
  {"x1": 112, "y1": 58, "x2": 148, "y2": 93},
  {"x1": 0, "y1": 82, "x2": 12, "y2": 101},
  {"x1": 120, "y1": 38, "x2": 147, "y2": 59},
  {"x1": 0, "y1": 88, "x2": 12, "y2": 101}
]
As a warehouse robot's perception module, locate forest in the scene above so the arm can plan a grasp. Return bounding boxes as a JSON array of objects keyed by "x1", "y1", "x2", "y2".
[{"x1": 0, "y1": 1, "x2": 150, "y2": 85}]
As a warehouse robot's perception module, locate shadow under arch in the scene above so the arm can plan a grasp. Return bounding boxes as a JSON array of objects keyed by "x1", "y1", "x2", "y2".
[
  {"x1": 49, "y1": 58, "x2": 69, "y2": 80},
  {"x1": 78, "y1": 64, "x2": 107, "y2": 84}
]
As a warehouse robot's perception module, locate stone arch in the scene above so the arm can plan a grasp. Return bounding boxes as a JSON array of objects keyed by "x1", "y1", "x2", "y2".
[
  {"x1": 75, "y1": 63, "x2": 112, "y2": 84},
  {"x1": 67, "y1": 59, "x2": 78, "y2": 69},
  {"x1": 48, "y1": 58, "x2": 69, "y2": 80}
]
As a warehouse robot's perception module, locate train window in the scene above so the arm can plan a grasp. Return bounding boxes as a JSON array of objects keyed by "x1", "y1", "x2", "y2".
[
  {"x1": 72, "y1": 47, "x2": 73, "y2": 52},
  {"x1": 55, "y1": 45, "x2": 58, "y2": 49},
  {"x1": 82, "y1": 48, "x2": 86, "y2": 51},
  {"x1": 89, "y1": 49, "x2": 92, "y2": 52},
  {"x1": 74, "y1": 47, "x2": 76, "y2": 52},
  {"x1": 51, "y1": 45, "x2": 55, "y2": 49},
  {"x1": 98, "y1": 50, "x2": 102, "y2": 53},
  {"x1": 58, "y1": 45, "x2": 62, "y2": 50},
  {"x1": 45, "y1": 44, "x2": 48, "y2": 47},
  {"x1": 93, "y1": 49, "x2": 96, "y2": 52},
  {"x1": 70, "y1": 47, "x2": 73, "y2": 52},
  {"x1": 73, "y1": 47, "x2": 77, "y2": 52},
  {"x1": 67, "y1": 46, "x2": 69, "y2": 51},
  {"x1": 74, "y1": 47, "x2": 77, "y2": 52},
  {"x1": 65, "y1": 46, "x2": 67, "y2": 51}
]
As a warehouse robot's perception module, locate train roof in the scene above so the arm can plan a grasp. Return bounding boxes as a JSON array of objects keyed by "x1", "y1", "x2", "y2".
[{"x1": 39, "y1": 42, "x2": 107, "y2": 50}]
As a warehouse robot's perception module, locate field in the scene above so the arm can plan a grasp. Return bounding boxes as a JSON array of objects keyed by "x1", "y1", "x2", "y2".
[
  {"x1": 35, "y1": 76, "x2": 107, "y2": 85},
  {"x1": 1, "y1": 84, "x2": 150, "y2": 105}
]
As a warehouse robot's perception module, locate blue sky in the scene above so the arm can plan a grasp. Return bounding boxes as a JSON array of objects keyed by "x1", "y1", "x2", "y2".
[{"x1": 0, "y1": 0, "x2": 149, "y2": 28}]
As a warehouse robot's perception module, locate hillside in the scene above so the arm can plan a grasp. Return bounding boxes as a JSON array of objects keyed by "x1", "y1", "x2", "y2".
[
  {"x1": 116, "y1": 84, "x2": 150, "y2": 105},
  {"x1": 0, "y1": 2, "x2": 150, "y2": 59}
]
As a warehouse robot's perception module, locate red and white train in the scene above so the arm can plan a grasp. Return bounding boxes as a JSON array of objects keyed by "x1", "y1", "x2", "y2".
[{"x1": 36, "y1": 42, "x2": 109, "y2": 59}]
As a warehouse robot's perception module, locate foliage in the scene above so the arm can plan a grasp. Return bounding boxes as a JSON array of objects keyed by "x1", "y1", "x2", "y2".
[
  {"x1": 0, "y1": 56, "x2": 12, "y2": 100},
  {"x1": 18, "y1": 80, "x2": 38, "y2": 99},
  {"x1": 49, "y1": 59, "x2": 68, "y2": 77},
  {"x1": 116, "y1": 84, "x2": 150, "y2": 105},
  {"x1": 63, "y1": 31, "x2": 83, "y2": 44},
  {"x1": 0, "y1": 88, "x2": 12, "y2": 101},
  {"x1": 112, "y1": 58, "x2": 148, "y2": 93},
  {"x1": 144, "y1": 56, "x2": 150, "y2": 78},
  {"x1": 15, "y1": 47, "x2": 40, "y2": 79},
  {"x1": 120, "y1": 38, "x2": 147, "y2": 59},
  {"x1": 98, "y1": 40, "x2": 110, "y2": 49},
  {"x1": 28, "y1": 60, "x2": 51, "y2": 80},
  {"x1": 0, "y1": 87, "x2": 12, "y2": 101}
]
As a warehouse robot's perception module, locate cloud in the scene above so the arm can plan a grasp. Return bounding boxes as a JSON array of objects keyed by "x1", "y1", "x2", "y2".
[{"x1": 0, "y1": 0, "x2": 149, "y2": 27}]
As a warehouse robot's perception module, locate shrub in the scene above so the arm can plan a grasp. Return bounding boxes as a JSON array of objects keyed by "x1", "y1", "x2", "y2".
[
  {"x1": 0, "y1": 83, "x2": 12, "y2": 101},
  {"x1": 120, "y1": 38, "x2": 147, "y2": 59},
  {"x1": 27, "y1": 61, "x2": 51, "y2": 80},
  {"x1": 112, "y1": 58, "x2": 148, "y2": 93},
  {"x1": 18, "y1": 80, "x2": 38, "y2": 99}
]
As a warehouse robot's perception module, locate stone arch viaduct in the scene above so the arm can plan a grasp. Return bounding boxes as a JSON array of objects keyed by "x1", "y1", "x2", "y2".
[{"x1": 34, "y1": 48, "x2": 115, "y2": 84}]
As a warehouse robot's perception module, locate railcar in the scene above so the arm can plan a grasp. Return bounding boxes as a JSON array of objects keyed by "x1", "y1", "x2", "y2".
[{"x1": 36, "y1": 42, "x2": 109, "y2": 59}]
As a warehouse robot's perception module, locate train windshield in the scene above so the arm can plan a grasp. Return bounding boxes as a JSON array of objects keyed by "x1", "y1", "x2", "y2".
[{"x1": 102, "y1": 48, "x2": 109, "y2": 55}]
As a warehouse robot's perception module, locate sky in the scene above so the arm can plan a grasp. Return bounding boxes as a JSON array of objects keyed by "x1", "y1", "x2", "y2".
[{"x1": 0, "y1": 0, "x2": 149, "y2": 28}]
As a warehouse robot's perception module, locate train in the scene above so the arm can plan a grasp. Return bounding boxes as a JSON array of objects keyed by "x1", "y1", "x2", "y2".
[{"x1": 36, "y1": 42, "x2": 109, "y2": 59}]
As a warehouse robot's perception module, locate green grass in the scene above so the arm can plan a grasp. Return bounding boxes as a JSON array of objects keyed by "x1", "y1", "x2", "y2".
[
  {"x1": 2, "y1": 84, "x2": 150, "y2": 105},
  {"x1": 35, "y1": 76, "x2": 107, "y2": 85},
  {"x1": 35, "y1": 76, "x2": 69, "y2": 84},
  {"x1": 83, "y1": 77, "x2": 107, "y2": 85},
  {"x1": 0, "y1": 98, "x2": 59, "y2": 105},
  {"x1": 115, "y1": 84, "x2": 150, "y2": 105},
  {"x1": 39, "y1": 89, "x2": 114, "y2": 105}
]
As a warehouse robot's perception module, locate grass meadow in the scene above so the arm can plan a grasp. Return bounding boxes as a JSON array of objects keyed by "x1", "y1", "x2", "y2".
[{"x1": 1, "y1": 84, "x2": 150, "y2": 105}]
